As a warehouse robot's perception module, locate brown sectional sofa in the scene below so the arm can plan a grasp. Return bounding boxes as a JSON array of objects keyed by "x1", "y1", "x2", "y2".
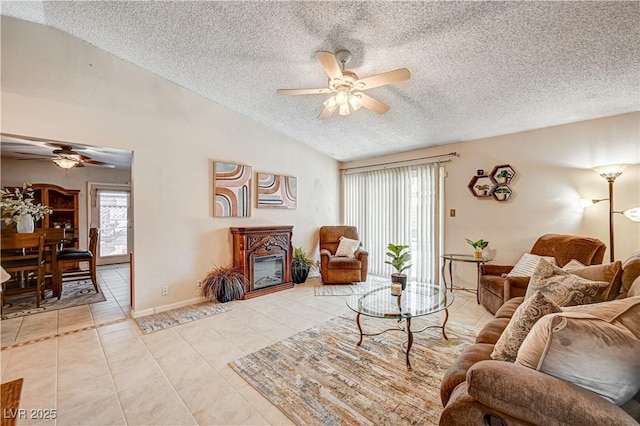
[
  {"x1": 478, "y1": 234, "x2": 606, "y2": 314},
  {"x1": 439, "y1": 253, "x2": 640, "y2": 426}
]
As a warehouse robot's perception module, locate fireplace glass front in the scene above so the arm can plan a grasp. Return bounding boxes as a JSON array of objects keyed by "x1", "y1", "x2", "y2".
[{"x1": 253, "y1": 254, "x2": 284, "y2": 290}]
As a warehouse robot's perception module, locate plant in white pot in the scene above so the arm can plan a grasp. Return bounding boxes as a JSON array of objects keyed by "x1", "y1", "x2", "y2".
[
  {"x1": 385, "y1": 243, "x2": 412, "y2": 289},
  {"x1": 0, "y1": 183, "x2": 52, "y2": 233},
  {"x1": 465, "y1": 239, "x2": 489, "y2": 259}
]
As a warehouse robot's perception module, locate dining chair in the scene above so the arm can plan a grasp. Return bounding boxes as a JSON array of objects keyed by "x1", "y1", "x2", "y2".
[
  {"x1": 33, "y1": 228, "x2": 66, "y2": 298},
  {"x1": 0, "y1": 233, "x2": 46, "y2": 310},
  {"x1": 55, "y1": 227, "x2": 99, "y2": 299}
]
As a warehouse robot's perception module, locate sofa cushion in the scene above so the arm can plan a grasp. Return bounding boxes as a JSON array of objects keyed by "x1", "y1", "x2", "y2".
[
  {"x1": 569, "y1": 261, "x2": 623, "y2": 301},
  {"x1": 440, "y1": 343, "x2": 494, "y2": 406},
  {"x1": 629, "y1": 276, "x2": 640, "y2": 297},
  {"x1": 562, "y1": 258, "x2": 586, "y2": 271},
  {"x1": 515, "y1": 297, "x2": 640, "y2": 406},
  {"x1": 494, "y1": 297, "x2": 524, "y2": 319},
  {"x1": 621, "y1": 252, "x2": 640, "y2": 297},
  {"x1": 335, "y1": 236, "x2": 360, "y2": 258},
  {"x1": 475, "y1": 318, "x2": 510, "y2": 345},
  {"x1": 327, "y1": 257, "x2": 361, "y2": 269},
  {"x1": 491, "y1": 291, "x2": 561, "y2": 362},
  {"x1": 525, "y1": 259, "x2": 609, "y2": 307},
  {"x1": 507, "y1": 253, "x2": 557, "y2": 277}
]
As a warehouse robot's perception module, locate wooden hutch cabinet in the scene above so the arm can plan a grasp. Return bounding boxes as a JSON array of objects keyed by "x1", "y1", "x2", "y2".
[{"x1": 31, "y1": 184, "x2": 80, "y2": 250}]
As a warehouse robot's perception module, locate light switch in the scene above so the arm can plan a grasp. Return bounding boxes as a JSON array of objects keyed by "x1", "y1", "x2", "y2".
[{"x1": 450, "y1": 209, "x2": 456, "y2": 217}]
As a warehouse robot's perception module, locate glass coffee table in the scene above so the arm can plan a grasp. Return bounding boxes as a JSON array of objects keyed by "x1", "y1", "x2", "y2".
[{"x1": 346, "y1": 283, "x2": 453, "y2": 370}]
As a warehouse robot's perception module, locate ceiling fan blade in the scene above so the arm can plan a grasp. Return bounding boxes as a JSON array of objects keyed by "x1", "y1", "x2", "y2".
[
  {"x1": 355, "y1": 68, "x2": 411, "y2": 91},
  {"x1": 316, "y1": 51, "x2": 343, "y2": 81},
  {"x1": 318, "y1": 106, "x2": 335, "y2": 120},
  {"x1": 277, "y1": 88, "x2": 332, "y2": 96},
  {"x1": 82, "y1": 158, "x2": 115, "y2": 168},
  {"x1": 15, "y1": 152, "x2": 51, "y2": 158},
  {"x1": 359, "y1": 93, "x2": 391, "y2": 114}
]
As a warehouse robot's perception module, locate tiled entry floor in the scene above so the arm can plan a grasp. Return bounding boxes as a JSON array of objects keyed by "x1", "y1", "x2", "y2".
[{"x1": 0, "y1": 271, "x2": 491, "y2": 425}]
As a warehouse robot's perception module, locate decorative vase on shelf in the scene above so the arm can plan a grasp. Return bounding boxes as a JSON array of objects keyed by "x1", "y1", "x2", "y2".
[{"x1": 16, "y1": 214, "x2": 35, "y2": 233}]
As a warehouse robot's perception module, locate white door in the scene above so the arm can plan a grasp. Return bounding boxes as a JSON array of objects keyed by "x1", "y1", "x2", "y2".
[{"x1": 90, "y1": 186, "x2": 132, "y2": 265}]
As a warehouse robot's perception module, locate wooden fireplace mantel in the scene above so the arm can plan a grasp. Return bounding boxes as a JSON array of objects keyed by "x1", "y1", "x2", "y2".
[{"x1": 230, "y1": 225, "x2": 293, "y2": 299}]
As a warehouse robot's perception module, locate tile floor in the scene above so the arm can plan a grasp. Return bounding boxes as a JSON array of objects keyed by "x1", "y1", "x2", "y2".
[{"x1": 1, "y1": 266, "x2": 492, "y2": 425}]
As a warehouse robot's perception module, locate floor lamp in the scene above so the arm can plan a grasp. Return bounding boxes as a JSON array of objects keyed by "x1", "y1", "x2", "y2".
[{"x1": 582, "y1": 164, "x2": 640, "y2": 262}]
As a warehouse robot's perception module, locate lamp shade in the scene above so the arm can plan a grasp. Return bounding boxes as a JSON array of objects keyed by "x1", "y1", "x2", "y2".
[
  {"x1": 622, "y1": 207, "x2": 640, "y2": 222},
  {"x1": 593, "y1": 164, "x2": 627, "y2": 182},
  {"x1": 52, "y1": 157, "x2": 79, "y2": 169}
]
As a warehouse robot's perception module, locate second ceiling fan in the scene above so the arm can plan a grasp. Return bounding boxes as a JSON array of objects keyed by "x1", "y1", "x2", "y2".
[{"x1": 277, "y1": 50, "x2": 411, "y2": 119}]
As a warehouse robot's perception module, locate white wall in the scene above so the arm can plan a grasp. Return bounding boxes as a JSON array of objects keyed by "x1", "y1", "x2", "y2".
[
  {"x1": 1, "y1": 17, "x2": 340, "y2": 313},
  {"x1": 342, "y1": 112, "x2": 640, "y2": 288},
  {"x1": 0, "y1": 159, "x2": 131, "y2": 249}
]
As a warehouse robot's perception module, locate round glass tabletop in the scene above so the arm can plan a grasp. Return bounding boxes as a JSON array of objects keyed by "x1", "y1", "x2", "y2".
[{"x1": 346, "y1": 283, "x2": 453, "y2": 319}]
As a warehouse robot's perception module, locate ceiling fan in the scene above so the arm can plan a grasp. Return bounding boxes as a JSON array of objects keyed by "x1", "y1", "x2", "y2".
[
  {"x1": 16, "y1": 143, "x2": 115, "y2": 169},
  {"x1": 277, "y1": 50, "x2": 411, "y2": 119}
]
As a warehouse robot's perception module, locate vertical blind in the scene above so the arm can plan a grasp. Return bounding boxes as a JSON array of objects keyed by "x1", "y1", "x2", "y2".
[{"x1": 343, "y1": 163, "x2": 443, "y2": 284}]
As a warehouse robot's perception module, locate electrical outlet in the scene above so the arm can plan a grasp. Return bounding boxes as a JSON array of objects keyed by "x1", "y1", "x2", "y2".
[{"x1": 162, "y1": 286, "x2": 169, "y2": 296}]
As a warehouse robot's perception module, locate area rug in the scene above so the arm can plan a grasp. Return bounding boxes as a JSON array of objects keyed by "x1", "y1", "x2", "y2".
[
  {"x1": 1, "y1": 282, "x2": 106, "y2": 320},
  {"x1": 314, "y1": 275, "x2": 388, "y2": 296},
  {"x1": 1, "y1": 378, "x2": 23, "y2": 426},
  {"x1": 134, "y1": 301, "x2": 231, "y2": 334},
  {"x1": 230, "y1": 314, "x2": 477, "y2": 425}
]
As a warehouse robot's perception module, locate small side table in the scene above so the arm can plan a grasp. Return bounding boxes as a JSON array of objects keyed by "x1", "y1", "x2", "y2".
[{"x1": 440, "y1": 254, "x2": 493, "y2": 304}]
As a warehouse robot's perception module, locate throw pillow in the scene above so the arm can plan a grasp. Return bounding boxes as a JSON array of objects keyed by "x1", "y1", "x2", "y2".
[
  {"x1": 507, "y1": 253, "x2": 558, "y2": 277},
  {"x1": 562, "y1": 259, "x2": 586, "y2": 272},
  {"x1": 334, "y1": 236, "x2": 360, "y2": 258},
  {"x1": 525, "y1": 259, "x2": 609, "y2": 307},
  {"x1": 490, "y1": 291, "x2": 561, "y2": 362},
  {"x1": 515, "y1": 297, "x2": 640, "y2": 406},
  {"x1": 569, "y1": 261, "x2": 623, "y2": 301}
]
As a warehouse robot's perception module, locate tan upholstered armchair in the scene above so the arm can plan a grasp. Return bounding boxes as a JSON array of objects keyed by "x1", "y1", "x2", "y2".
[
  {"x1": 479, "y1": 234, "x2": 606, "y2": 314},
  {"x1": 319, "y1": 226, "x2": 368, "y2": 284}
]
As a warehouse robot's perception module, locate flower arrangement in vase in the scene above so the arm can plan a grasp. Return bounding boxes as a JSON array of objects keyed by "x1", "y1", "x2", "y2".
[{"x1": 0, "y1": 183, "x2": 52, "y2": 232}]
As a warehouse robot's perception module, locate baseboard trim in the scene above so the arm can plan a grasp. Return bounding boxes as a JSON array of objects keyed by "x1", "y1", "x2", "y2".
[{"x1": 131, "y1": 296, "x2": 207, "y2": 318}]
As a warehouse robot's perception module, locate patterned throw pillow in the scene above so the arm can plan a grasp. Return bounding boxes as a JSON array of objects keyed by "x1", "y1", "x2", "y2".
[
  {"x1": 490, "y1": 291, "x2": 562, "y2": 362},
  {"x1": 507, "y1": 253, "x2": 558, "y2": 277},
  {"x1": 525, "y1": 259, "x2": 609, "y2": 307},
  {"x1": 334, "y1": 236, "x2": 360, "y2": 258}
]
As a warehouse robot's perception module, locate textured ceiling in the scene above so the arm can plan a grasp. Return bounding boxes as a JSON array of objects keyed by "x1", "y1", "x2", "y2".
[{"x1": 2, "y1": 1, "x2": 639, "y2": 162}]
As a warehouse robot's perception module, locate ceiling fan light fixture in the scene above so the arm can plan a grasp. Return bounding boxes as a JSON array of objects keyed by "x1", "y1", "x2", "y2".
[
  {"x1": 338, "y1": 103, "x2": 350, "y2": 116},
  {"x1": 323, "y1": 96, "x2": 337, "y2": 112},
  {"x1": 348, "y1": 94, "x2": 363, "y2": 111},
  {"x1": 335, "y1": 91, "x2": 348, "y2": 106},
  {"x1": 52, "y1": 157, "x2": 79, "y2": 169}
]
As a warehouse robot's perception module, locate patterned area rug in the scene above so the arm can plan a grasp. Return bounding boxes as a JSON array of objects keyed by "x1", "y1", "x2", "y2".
[
  {"x1": 314, "y1": 275, "x2": 388, "y2": 296},
  {"x1": 134, "y1": 302, "x2": 231, "y2": 334},
  {"x1": 230, "y1": 314, "x2": 477, "y2": 425},
  {"x1": 1, "y1": 281, "x2": 106, "y2": 320}
]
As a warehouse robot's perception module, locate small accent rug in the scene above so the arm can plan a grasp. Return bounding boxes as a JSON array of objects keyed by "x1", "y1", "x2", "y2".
[
  {"x1": 1, "y1": 282, "x2": 106, "y2": 320},
  {"x1": 134, "y1": 302, "x2": 231, "y2": 334},
  {"x1": 1, "y1": 378, "x2": 23, "y2": 426},
  {"x1": 230, "y1": 314, "x2": 477, "y2": 425},
  {"x1": 314, "y1": 275, "x2": 388, "y2": 296}
]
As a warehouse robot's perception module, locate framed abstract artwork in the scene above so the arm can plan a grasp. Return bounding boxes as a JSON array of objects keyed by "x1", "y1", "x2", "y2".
[
  {"x1": 257, "y1": 173, "x2": 297, "y2": 209},
  {"x1": 214, "y1": 161, "x2": 252, "y2": 217}
]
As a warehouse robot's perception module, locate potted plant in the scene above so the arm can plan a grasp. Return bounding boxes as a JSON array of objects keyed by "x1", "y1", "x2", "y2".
[
  {"x1": 494, "y1": 186, "x2": 510, "y2": 201},
  {"x1": 475, "y1": 184, "x2": 491, "y2": 196},
  {"x1": 495, "y1": 169, "x2": 513, "y2": 183},
  {"x1": 292, "y1": 247, "x2": 312, "y2": 284},
  {"x1": 0, "y1": 183, "x2": 52, "y2": 233},
  {"x1": 385, "y1": 243, "x2": 412, "y2": 289},
  {"x1": 465, "y1": 238, "x2": 489, "y2": 259},
  {"x1": 199, "y1": 264, "x2": 247, "y2": 303}
]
